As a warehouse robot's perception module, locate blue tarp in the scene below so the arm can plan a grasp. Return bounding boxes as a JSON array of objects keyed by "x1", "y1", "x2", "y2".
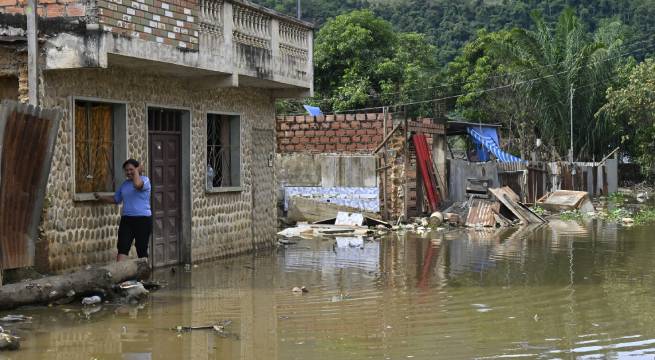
[
  {"x1": 467, "y1": 126, "x2": 524, "y2": 163},
  {"x1": 303, "y1": 105, "x2": 323, "y2": 116}
]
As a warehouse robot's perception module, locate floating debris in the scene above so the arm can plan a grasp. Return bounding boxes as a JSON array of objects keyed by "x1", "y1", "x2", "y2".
[
  {"x1": 0, "y1": 332, "x2": 20, "y2": 351},
  {"x1": 81, "y1": 296, "x2": 102, "y2": 306},
  {"x1": 0, "y1": 315, "x2": 31, "y2": 323},
  {"x1": 292, "y1": 286, "x2": 308, "y2": 294}
]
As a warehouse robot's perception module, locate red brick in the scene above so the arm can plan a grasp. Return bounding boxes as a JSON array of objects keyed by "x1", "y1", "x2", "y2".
[
  {"x1": 337, "y1": 144, "x2": 346, "y2": 151},
  {"x1": 320, "y1": 122, "x2": 331, "y2": 129},
  {"x1": 294, "y1": 130, "x2": 304, "y2": 137},
  {"x1": 295, "y1": 116, "x2": 306, "y2": 123},
  {"x1": 291, "y1": 137, "x2": 300, "y2": 144},
  {"x1": 362, "y1": 122, "x2": 371, "y2": 129},
  {"x1": 290, "y1": 124, "x2": 299, "y2": 130},
  {"x1": 316, "y1": 115, "x2": 325, "y2": 122},
  {"x1": 285, "y1": 116, "x2": 295, "y2": 122},
  {"x1": 315, "y1": 130, "x2": 325, "y2": 136},
  {"x1": 45, "y1": 4, "x2": 65, "y2": 16},
  {"x1": 366, "y1": 129, "x2": 377, "y2": 135},
  {"x1": 356, "y1": 129, "x2": 367, "y2": 135},
  {"x1": 311, "y1": 137, "x2": 321, "y2": 143},
  {"x1": 372, "y1": 135, "x2": 383, "y2": 143},
  {"x1": 285, "y1": 144, "x2": 295, "y2": 151},
  {"x1": 340, "y1": 137, "x2": 350, "y2": 144},
  {"x1": 347, "y1": 144, "x2": 357, "y2": 151},
  {"x1": 350, "y1": 121, "x2": 360, "y2": 129},
  {"x1": 336, "y1": 114, "x2": 346, "y2": 122},
  {"x1": 355, "y1": 114, "x2": 366, "y2": 121},
  {"x1": 280, "y1": 123, "x2": 289, "y2": 130},
  {"x1": 315, "y1": 144, "x2": 325, "y2": 152},
  {"x1": 331, "y1": 123, "x2": 340, "y2": 130},
  {"x1": 372, "y1": 121, "x2": 382, "y2": 129},
  {"x1": 377, "y1": 127, "x2": 385, "y2": 134},
  {"x1": 356, "y1": 143, "x2": 367, "y2": 150},
  {"x1": 361, "y1": 136, "x2": 371, "y2": 143},
  {"x1": 353, "y1": 136, "x2": 361, "y2": 142},
  {"x1": 329, "y1": 137, "x2": 339, "y2": 143},
  {"x1": 295, "y1": 144, "x2": 305, "y2": 151},
  {"x1": 346, "y1": 129, "x2": 357, "y2": 136},
  {"x1": 346, "y1": 114, "x2": 356, "y2": 121},
  {"x1": 284, "y1": 131, "x2": 293, "y2": 137},
  {"x1": 340, "y1": 122, "x2": 350, "y2": 130},
  {"x1": 325, "y1": 115, "x2": 335, "y2": 122},
  {"x1": 300, "y1": 124, "x2": 309, "y2": 130},
  {"x1": 335, "y1": 130, "x2": 346, "y2": 136},
  {"x1": 0, "y1": 0, "x2": 16, "y2": 5},
  {"x1": 319, "y1": 137, "x2": 330, "y2": 144},
  {"x1": 325, "y1": 144, "x2": 336, "y2": 151},
  {"x1": 367, "y1": 113, "x2": 378, "y2": 120},
  {"x1": 325, "y1": 130, "x2": 335, "y2": 136},
  {"x1": 280, "y1": 138, "x2": 290, "y2": 144},
  {"x1": 1, "y1": 5, "x2": 22, "y2": 13},
  {"x1": 305, "y1": 130, "x2": 315, "y2": 137}
]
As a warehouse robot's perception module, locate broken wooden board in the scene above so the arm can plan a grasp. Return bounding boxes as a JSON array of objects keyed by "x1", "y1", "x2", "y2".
[
  {"x1": 287, "y1": 197, "x2": 379, "y2": 224},
  {"x1": 537, "y1": 190, "x2": 595, "y2": 213},
  {"x1": 489, "y1": 187, "x2": 547, "y2": 225}
]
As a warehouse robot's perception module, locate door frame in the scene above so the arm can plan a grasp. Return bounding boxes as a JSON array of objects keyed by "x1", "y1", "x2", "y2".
[{"x1": 145, "y1": 104, "x2": 192, "y2": 266}]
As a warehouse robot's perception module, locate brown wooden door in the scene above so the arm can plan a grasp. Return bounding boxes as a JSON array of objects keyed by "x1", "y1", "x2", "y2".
[{"x1": 148, "y1": 108, "x2": 182, "y2": 267}]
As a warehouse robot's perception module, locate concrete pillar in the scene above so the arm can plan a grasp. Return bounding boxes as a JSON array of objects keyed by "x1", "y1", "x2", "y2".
[{"x1": 432, "y1": 135, "x2": 448, "y2": 200}]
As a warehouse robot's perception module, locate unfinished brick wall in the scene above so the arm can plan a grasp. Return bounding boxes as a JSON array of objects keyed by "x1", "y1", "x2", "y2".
[
  {"x1": 276, "y1": 113, "x2": 390, "y2": 154},
  {"x1": 0, "y1": 0, "x2": 86, "y2": 17}
]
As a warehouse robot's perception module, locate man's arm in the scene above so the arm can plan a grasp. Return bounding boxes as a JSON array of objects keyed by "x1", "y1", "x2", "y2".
[
  {"x1": 94, "y1": 193, "x2": 117, "y2": 204},
  {"x1": 133, "y1": 166, "x2": 144, "y2": 190}
]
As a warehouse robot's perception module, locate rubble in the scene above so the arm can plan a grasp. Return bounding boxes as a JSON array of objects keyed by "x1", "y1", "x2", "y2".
[{"x1": 537, "y1": 190, "x2": 595, "y2": 213}]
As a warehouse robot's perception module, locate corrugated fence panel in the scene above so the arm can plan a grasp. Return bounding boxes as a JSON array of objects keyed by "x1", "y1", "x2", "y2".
[{"x1": 0, "y1": 100, "x2": 61, "y2": 269}]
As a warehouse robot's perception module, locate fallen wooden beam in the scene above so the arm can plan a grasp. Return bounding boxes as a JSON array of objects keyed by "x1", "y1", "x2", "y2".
[
  {"x1": 0, "y1": 259, "x2": 150, "y2": 310},
  {"x1": 373, "y1": 123, "x2": 402, "y2": 153}
]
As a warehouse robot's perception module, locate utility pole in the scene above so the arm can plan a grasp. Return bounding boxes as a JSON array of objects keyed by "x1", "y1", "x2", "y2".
[
  {"x1": 26, "y1": 0, "x2": 39, "y2": 106},
  {"x1": 569, "y1": 84, "x2": 575, "y2": 163},
  {"x1": 297, "y1": 0, "x2": 301, "y2": 19},
  {"x1": 569, "y1": 84, "x2": 576, "y2": 189}
]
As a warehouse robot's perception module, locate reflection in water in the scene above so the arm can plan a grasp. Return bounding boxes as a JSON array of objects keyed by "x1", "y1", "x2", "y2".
[{"x1": 6, "y1": 220, "x2": 655, "y2": 359}]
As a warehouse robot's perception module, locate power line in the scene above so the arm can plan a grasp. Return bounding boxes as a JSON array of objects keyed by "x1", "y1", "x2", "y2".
[
  {"x1": 328, "y1": 41, "x2": 655, "y2": 114},
  {"x1": 284, "y1": 36, "x2": 654, "y2": 107}
]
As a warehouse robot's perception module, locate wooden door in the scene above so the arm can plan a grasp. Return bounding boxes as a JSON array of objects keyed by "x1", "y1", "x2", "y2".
[{"x1": 148, "y1": 108, "x2": 182, "y2": 267}]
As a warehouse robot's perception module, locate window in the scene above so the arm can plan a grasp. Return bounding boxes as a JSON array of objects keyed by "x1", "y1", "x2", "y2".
[
  {"x1": 74, "y1": 100, "x2": 126, "y2": 194},
  {"x1": 206, "y1": 114, "x2": 240, "y2": 189}
]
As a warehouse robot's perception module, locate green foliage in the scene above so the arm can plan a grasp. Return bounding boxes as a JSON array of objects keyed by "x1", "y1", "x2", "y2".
[
  {"x1": 560, "y1": 210, "x2": 583, "y2": 221},
  {"x1": 313, "y1": 10, "x2": 439, "y2": 112},
  {"x1": 597, "y1": 59, "x2": 655, "y2": 176},
  {"x1": 608, "y1": 192, "x2": 627, "y2": 205},
  {"x1": 634, "y1": 208, "x2": 655, "y2": 225},
  {"x1": 530, "y1": 205, "x2": 547, "y2": 216}
]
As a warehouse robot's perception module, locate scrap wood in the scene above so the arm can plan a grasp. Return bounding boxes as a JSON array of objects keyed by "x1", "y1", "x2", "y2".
[
  {"x1": 537, "y1": 190, "x2": 595, "y2": 213},
  {"x1": 489, "y1": 187, "x2": 547, "y2": 225}
]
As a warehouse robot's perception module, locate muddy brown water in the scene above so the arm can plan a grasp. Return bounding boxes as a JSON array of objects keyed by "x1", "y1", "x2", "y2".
[{"x1": 4, "y1": 220, "x2": 655, "y2": 359}]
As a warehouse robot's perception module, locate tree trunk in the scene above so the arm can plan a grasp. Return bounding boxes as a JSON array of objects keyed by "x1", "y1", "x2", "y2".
[{"x1": 0, "y1": 259, "x2": 150, "y2": 310}]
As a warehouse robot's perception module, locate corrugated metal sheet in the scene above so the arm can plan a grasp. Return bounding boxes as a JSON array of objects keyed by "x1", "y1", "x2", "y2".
[
  {"x1": 466, "y1": 199, "x2": 500, "y2": 227},
  {"x1": 0, "y1": 100, "x2": 61, "y2": 269}
]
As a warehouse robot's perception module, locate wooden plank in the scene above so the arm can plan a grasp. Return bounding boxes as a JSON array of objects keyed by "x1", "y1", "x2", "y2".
[
  {"x1": 489, "y1": 187, "x2": 547, "y2": 225},
  {"x1": 373, "y1": 123, "x2": 401, "y2": 154}
]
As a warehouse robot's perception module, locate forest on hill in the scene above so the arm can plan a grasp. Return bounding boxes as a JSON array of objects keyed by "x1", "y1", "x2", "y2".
[
  {"x1": 252, "y1": 0, "x2": 655, "y2": 174},
  {"x1": 254, "y1": 0, "x2": 655, "y2": 63}
]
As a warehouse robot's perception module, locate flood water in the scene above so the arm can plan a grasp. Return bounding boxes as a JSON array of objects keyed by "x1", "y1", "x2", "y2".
[{"x1": 5, "y1": 220, "x2": 655, "y2": 359}]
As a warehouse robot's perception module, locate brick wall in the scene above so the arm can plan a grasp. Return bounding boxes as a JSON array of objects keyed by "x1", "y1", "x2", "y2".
[
  {"x1": 276, "y1": 113, "x2": 391, "y2": 154},
  {"x1": 0, "y1": 0, "x2": 86, "y2": 17},
  {"x1": 98, "y1": 0, "x2": 199, "y2": 50}
]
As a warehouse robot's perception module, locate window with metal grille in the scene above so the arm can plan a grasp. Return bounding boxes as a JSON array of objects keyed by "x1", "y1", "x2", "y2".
[
  {"x1": 206, "y1": 114, "x2": 240, "y2": 189},
  {"x1": 73, "y1": 100, "x2": 126, "y2": 196}
]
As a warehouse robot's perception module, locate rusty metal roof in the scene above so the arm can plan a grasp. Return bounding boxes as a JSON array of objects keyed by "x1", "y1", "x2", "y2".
[{"x1": 465, "y1": 199, "x2": 500, "y2": 227}]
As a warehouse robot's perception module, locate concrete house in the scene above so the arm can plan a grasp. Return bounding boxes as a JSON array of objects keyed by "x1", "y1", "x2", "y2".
[{"x1": 0, "y1": 0, "x2": 313, "y2": 271}]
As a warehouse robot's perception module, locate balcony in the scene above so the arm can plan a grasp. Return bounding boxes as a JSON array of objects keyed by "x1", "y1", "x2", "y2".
[{"x1": 33, "y1": 0, "x2": 313, "y2": 94}]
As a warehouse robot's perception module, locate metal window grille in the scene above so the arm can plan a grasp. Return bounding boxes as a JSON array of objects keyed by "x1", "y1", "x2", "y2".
[{"x1": 207, "y1": 114, "x2": 239, "y2": 188}]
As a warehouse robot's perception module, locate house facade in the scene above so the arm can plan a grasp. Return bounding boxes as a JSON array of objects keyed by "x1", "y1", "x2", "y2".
[{"x1": 0, "y1": 0, "x2": 313, "y2": 272}]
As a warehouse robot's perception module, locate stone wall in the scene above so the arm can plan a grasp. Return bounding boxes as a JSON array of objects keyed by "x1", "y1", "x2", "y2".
[
  {"x1": 276, "y1": 113, "x2": 388, "y2": 154},
  {"x1": 38, "y1": 67, "x2": 276, "y2": 272}
]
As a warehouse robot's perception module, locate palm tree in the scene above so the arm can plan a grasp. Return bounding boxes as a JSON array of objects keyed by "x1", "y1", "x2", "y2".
[{"x1": 490, "y1": 8, "x2": 625, "y2": 160}]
